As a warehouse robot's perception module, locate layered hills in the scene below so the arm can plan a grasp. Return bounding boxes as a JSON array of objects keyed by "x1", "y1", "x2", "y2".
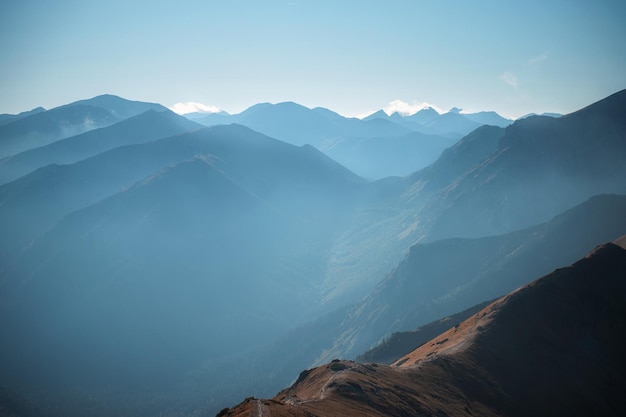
[
  {"x1": 0, "y1": 94, "x2": 166, "y2": 158},
  {"x1": 190, "y1": 101, "x2": 501, "y2": 179},
  {"x1": 317, "y1": 194, "x2": 626, "y2": 361},
  {"x1": 0, "y1": 106, "x2": 45, "y2": 126},
  {"x1": 222, "y1": 242, "x2": 626, "y2": 416},
  {"x1": 415, "y1": 89, "x2": 626, "y2": 241},
  {"x1": 189, "y1": 194, "x2": 626, "y2": 412},
  {"x1": 0, "y1": 90, "x2": 624, "y2": 417},
  {"x1": 0, "y1": 123, "x2": 371, "y2": 405},
  {"x1": 422, "y1": 90, "x2": 626, "y2": 240},
  {"x1": 0, "y1": 123, "x2": 364, "y2": 263},
  {"x1": 322, "y1": 90, "x2": 626, "y2": 301},
  {"x1": 0, "y1": 109, "x2": 201, "y2": 185}
]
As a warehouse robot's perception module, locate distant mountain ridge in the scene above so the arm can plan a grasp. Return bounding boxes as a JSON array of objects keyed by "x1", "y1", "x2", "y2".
[
  {"x1": 0, "y1": 123, "x2": 373, "y2": 405},
  {"x1": 1, "y1": 96, "x2": 512, "y2": 180},
  {"x1": 322, "y1": 131, "x2": 457, "y2": 179},
  {"x1": 360, "y1": 226, "x2": 626, "y2": 365},
  {"x1": 421, "y1": 89, "x2": 626, "y2": 241},
  {"x1": 278, "y1": 194, "x2": 626, "y2": 366},
  {"x1": 0, "y1": 109, "x2": 201, "y2": 185},
  {"x1": 55, "y1": 94, "x2": 167, "y2": 119},
  {"x1": 0, "y1": 89, "x2": 624, "y2": 417},
  {"x1": 321, "y1": 90, "x2": 626, "y2": 299},
  {"x1": 171, "y1": 194, "x2": 626, "y2": 416},
  {"x1": 187, "y1": 101, "x2": 511, "y2": 179},
  {"x1": 519, "y1": 111, "x2": 562, "y2": 119},
  {"x1": 0, "y1": 106, "x2": 46, "y2": 126},
  {"x1": 364, "y1": 106, "x2": 512, "y2": 133},
  {"x1": 0, "y1": 123, "x2": 366, "y2": 267},
  {"x1": 0, "y1": 104, "x2": 117, "y2": 159},
  {"x1": 0, "y1": 95, "x2": 169, "y2": 159}
]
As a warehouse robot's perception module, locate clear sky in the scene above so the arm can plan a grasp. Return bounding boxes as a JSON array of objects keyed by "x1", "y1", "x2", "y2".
[{"x1": 1, "y1": 0, "x2": 625, "y2": 118}]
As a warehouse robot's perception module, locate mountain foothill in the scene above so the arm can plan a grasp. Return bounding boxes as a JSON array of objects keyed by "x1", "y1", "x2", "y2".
[
  {"x1": 0, "y1": 90, "x2": 624, "y2": 417},
  {"x1": 223, "y1": 241, "x2": 626, "y2": 417}
]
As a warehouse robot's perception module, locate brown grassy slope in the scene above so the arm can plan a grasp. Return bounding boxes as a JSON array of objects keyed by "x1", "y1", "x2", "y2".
[
  {"x1": 357, "y1": 300, "x2": 493, "y2": 365},
  {"x1": 222, "y1": 242, "x2": 626, "y2": 416}
]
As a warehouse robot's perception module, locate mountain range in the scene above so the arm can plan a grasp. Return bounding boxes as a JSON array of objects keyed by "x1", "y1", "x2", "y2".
[
  {"x1": 0, "y1": 90, "x2": 624, "y2": 417},
  {"x1": 0, "y1": 95, "x2": 166, "y2": 159},
  {"x1": 222, "y1": 240, "x2": 626, "y2": 416},
  {"x1": 175, "y1": 193, "x2": 626, "y2": 414},
  {"x1": 0, "y1": 106, "x2": 45, "y2": 126},
  {"x1": 0, "y1": 124, "x2": 370, "y2": 392},
  {"x1": 312, "y1": 194, "x2": 626, "y2": 363},
  {"x1": 0, "y1": 109, "x2": 201, "y2": 185},
  {"x1": 319, "y1": 90, "x2": 626, "y2": 304},
  {"x1": 188, "y1": 102, "x2": 514, "y2": 179}
]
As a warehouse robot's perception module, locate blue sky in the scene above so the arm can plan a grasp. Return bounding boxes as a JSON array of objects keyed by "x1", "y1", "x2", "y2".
[{"x1": 1, "y1": 0, "x2": 625, "y2": 118}]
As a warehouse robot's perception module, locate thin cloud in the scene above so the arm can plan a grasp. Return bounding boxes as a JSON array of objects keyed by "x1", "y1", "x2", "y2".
[
  {"x1": 499, "y1": 72, "x2": 518, "y2": 88},
  {"x1": 384, "y1": 100, "x2": 443, "y2": 116},
  {"x1": 169, "y1": 102, "x2": 222, "y2": 115},
  {"x1": 351, "y1": 100, "x2": 444, "y2": 119},
  {"x1": 354, "y1": 109, "x2": 377, "y2": 119},
  {"x1": 529, "y1": 52, "x2": 549, "y2": 64}
]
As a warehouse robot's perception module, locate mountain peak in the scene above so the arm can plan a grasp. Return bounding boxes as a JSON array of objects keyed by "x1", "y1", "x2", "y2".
[
  {"x1": 362, "y1": 109, "x2": 389, "y2": 120},
  {"x1": 403, "y1": 107, "x2": 440, "y2": 125}
]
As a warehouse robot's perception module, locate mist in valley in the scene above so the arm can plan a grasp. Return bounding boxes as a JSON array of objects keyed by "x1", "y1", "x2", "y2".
[
  {"x1": 1, "y1": 2, "x2": 625, "y2": 416},
  {"x1": 0, "y1": 90, "x2": 624, "y2": 417}
]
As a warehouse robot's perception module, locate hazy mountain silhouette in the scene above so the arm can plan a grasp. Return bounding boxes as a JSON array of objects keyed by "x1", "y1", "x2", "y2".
[
  {"x1": 191, "y1": 99, "x2": 510, "y2": 181},
  {"x1": 0, "y1": 123, "x2": 366, "y2": 272},
  {"x1": 362, "y1": 109, "x2": 390, "y2": 121},
  {"x1": 408, "y1": 124, "x2": 505, "y2": 191},
  {"x1": 422, "y1": 89, "x2": 626, "y2": 241},
  {"x1": 1, "y1": 90, "x2": 624, "y2": 417},
  {"x1": 326, "y1": 89, "x2": 626, "y2": 296},
  {"x1": 292, "y1": 194, "x2": 626, "y2": 364},
  {"x1": 463, "y1": 110, "x2": 512, "y2": 127},
  {"x1": 322, "y1": 131, "x2": 457, "y2": 179},
  {"x1": 359, "y1": 220, "x2": 624, "y2": 366},
  {"x1": 404, "y1": 107, "x2": 440, "y2": 125},
  {"x1": 56, "y1": 94, "x2": 167, "y2": 119},
  {"x1": 191, "y1": 110, "x2": 232, "y2": 125},
  {"x1": 364, "y1": 109, "x2": 442, "y2": 136},
  {"x1": 0, "y1": 106, "x2": 45, "y2": 126},
  {"x1": 0, "y1": 157, "x2": 282, "y2": 385},
  {"x1": 191, "y1": 102, "x2": 457, "y2": 179},
  {"x1": 0, "y1": 95, "x2": 168, "y2": 158},
  {"x1": 222, "y1": 101, "x2": 340, "y2": 146},
  {"x1": 0, "y1": 105, "x2": 118, "y2": 158},
  {"x1": 162, "y1": 194, "x2": 626, "y2": 416},
  {"x1": 519, "y1": 111, "x2": 562, "y2": 119},
  {"x1": 0, "y1": 123, "x2": 372, "y2": 410},
  {"x1": 233, "y1": 102, "x2": 414, "y2": 148},
  {"x1": 222, "y1": 242, "x2": 626, "y2": 417},
  {"x1": 312, "y1": 106, "x2": 348, "y2": 121},
  {"x1": 426, "y1": 111, "x2": 482, "y2": 136},
  {"x1": 364, "y1": 107, "x2": 509, "y2": 137},
  {"x1": 0, "y1": 109, "x2": 201, "y2": 184},
  {"x1": 316, "y1": 124, "x2": 508, "y2": 304}
]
